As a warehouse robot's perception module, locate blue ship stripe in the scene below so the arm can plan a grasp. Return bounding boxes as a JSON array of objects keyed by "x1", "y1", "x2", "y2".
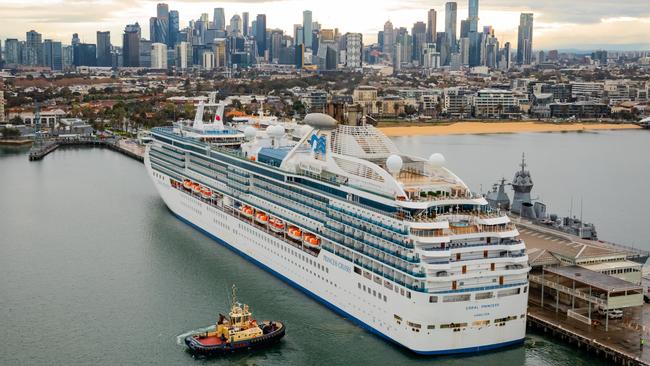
[{"x1": 170, "y1": 210, "x2": 524, "y2": 355}]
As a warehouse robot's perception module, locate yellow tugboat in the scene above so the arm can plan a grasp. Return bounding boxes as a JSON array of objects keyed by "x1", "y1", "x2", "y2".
[{"x1": 184, "y1": 286, "x2": 285, "y2": 356}]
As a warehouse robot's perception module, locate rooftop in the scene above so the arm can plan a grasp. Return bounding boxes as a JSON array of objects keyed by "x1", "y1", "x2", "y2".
[{"x1": 546, "y1": 265, "x2": 642, "y2": 293}]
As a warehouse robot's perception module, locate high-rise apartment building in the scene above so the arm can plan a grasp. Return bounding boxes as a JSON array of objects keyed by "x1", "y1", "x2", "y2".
[
  {"x1": 517, "y1": 13, "x2": 534, "y2": 65},
  {"x1": 96, "y1": 31, "x2": 111, "y2": 67},
  {"x1": 73, "y1": 43, "x2": 97, "y2": 66},
  {"x1": 169, "y1": 10, "x2": 180, "y2": 47},
  {"x1": 43, "y1": 39, "x2": 63, "y2": 70},
  {"x1": 426, "y1": 9, "x2": 437, "y2": 44},
  {"x1": 382, "y1": 21, "x2": 394, "y2": 58},
  {"x1": 4, "y1": 39, "x2": 21, "y2": 65},
  {"x1": 123, "y1": 23, "x2": 141, "y2": 67},
  {"x1": 151, "y1": 42, "x2": 167, "y2": 69},
  {"x1": 344, "y1": 32, "x2": 362, "y2": 68},
  {"x1": 303, "y1": 10, "x2": 313, "y2": 48},
  {"x1": 230, "y1": 15, "x2": 242, "y2": 36},
  {"x1": 412, "y1": 22, "x2": 427, "y2": 64}
]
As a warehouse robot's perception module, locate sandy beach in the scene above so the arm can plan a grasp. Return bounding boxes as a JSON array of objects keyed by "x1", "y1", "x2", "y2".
[{"x1": 378, "y1": 122, "x2": 641, "y2": 137}]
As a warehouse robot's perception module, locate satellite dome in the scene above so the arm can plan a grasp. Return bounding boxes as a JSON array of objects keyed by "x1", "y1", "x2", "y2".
[
  {"x1": 244, "y1": 126, "x2": 257, "y2": 140},
  {"x1": 265, "y1": 125, "x2": 274, "y2": 136},
  {"x1": 429, "y1": 153, "x2": 446, "y2": 167},
  {"x1": 386, "y1": 154, "x2": 403, "y2": 174},
  {"x1": 270, "y1": 125, "x2": 285, "y2": 138},
  {"x1": 304, "y1": 113, "x2": 338, "y2": 130}
]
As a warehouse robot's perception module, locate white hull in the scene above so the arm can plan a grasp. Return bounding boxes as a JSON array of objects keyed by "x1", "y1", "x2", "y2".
[{"x1": 145, "y1": 154, "x2": 528, "y2": 354}]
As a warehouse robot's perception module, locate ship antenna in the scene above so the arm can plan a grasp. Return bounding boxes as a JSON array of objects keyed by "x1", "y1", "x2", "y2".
[
  {"x1": 231, "y1": 284, "x2": 237, "y2": 307},
  {"x1": 520, "y1": 153, "x2": 526, "y2": 172}
]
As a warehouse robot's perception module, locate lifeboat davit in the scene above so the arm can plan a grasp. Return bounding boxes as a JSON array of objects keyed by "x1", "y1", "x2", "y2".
[
  {"x1": 287, "y1": 227, "x2": 302, "y2": 241},
  {"x1": 269, "y1": 218, "x2": 284, "y2": 233},
  {"x1": 241, "y1": 206, "x2": 254, "y2": 218},
  {"x1": 183, "y1": 180, "x2": 193, "y2": 189},
  {"x1": 303, "y1": 234, "x2": 321, "y2": 249},
  {"x1": 255, "y1": 212, "x2": 269, "y2": 224}
]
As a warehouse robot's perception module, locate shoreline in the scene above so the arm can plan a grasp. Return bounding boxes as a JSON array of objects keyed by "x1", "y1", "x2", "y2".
[
  {"x1": 378, "y1": 122, "x2": 641, "y2": 137},
  {"x1": 0, "y1": 139, "x2": 33, "y2": 146}
]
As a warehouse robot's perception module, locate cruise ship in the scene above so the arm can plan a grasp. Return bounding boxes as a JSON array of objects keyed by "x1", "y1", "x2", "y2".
[{"x1": 144, "y1": 95, "x2": 530, "y2": 354}]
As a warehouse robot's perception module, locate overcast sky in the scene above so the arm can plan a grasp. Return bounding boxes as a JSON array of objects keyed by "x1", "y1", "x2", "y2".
[{"x1": 1, "y1": 0, "x2": 649, "y2": 50}]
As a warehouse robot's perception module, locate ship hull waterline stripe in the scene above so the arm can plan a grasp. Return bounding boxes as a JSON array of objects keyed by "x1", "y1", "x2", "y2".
[{"x1": 168, "y1": 208, "x2": 524, "y2": 355}]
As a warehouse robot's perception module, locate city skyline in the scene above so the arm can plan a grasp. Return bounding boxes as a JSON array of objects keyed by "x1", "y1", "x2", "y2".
[{"x1": 1, "y1": 0, "x2": 649, "y2": 51}]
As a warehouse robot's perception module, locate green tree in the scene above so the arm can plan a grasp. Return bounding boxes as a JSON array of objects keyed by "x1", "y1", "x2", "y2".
[{"x1": 1, "y1": 127, "x2": 21, "y2": 139}]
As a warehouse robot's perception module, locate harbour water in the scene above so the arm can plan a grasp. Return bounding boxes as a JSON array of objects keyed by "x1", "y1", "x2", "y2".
[{"x1": 3, "y1": 130, "x2": 645, "y2": 365}]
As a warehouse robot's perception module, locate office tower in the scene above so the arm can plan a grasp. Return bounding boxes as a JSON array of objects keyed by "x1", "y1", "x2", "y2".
[
  {"x1": 96, "y1": 31, "x2": 111, "y2": 67},
  {"x1": 123, "y1": 23, "x2": 141, "y2": 67},
  {"x1": 460, "y1": 20, "x2": 469, "y2": 38},
  {"x1": 468, "y1": 0, "x2": 479, "y2": 32},
  {"x1": 25, "y1": 30, "x2": 43, "y2": 66},
  {"x1": 444, "y1": 2, "x2": 457, "y2": 62},
  {"x1": 303, "y1": 10, "x2": 313, "y2": 48},
  {"x1": 151, "y1": 43, "x2": 167, "y2": 69},
  {"x1": 43, "y1": 40, "x2": 63, "y2": 70},
  {"x1": 242, "y1": 12, "x2": 250, "y2": 37},
  {"x1": 139, "y1": 39, "x2": 152, "y2": 67},
  {"x1": 517, "y1": 13, "x2": 534, "y2": 65},
  {"x1": 71, "y1": 33, "x2": 80, "y2": 45},
  {"x1": 73, "y1": 43, "x2": 97, "y2": 66},
  {"x1": 4, "y1": 39, "x2": 21, "y2": 65},
  {"x1": 169, "y1": 10, "x2": 180, "y2": 47},
  {"x1": 459, "y1": 37, "x2": 469, "y2": 65},
  {"x1": 426, "y1": 9, "x2": 437, "y2": 44},
  {"x1": 255, "y1": 14, "x2": 266, "y2": 57},
  {"x1": 202, "y1": 51, "x2": 215, "y2": 70},
  {"x1": 213, "y1": 8, "x2": 226, "y2": 30},
  {"x1": 344, "y1": 33, "x2": 362, "y2": 68},
  {"x1": 412, "y1": 22, "x2": 426, "y2": 65},
  {"x1": 294, "y1": 44, "x2": 304, "y2": 69},
  {"x1": 230, "y1": 15, "x2": 242, "y2": 36},
  {"x1": 382, "y1": 21, "x2": 394, "y2": 58},
  {"x1": 502, "y1": 42, "x2": 511, "y2": 70},
  {"x1": 294, "y1": 25, "x2": 304, "y2": 45},
  {"x1": 269, "y1": 29, "x2": 283, "y2": 62},
  {"x1": 157, "y1": 3, "x2": 169, "y2": 19}
]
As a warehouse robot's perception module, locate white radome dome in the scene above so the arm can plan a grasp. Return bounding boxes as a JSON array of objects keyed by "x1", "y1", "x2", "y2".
[
  {"x1": 429, "y1": 153, "x2": 446, "y2": 167},
  {"x1": 265, "y1": 125, "x2": 274, "y2": 135},
  {"x1": 244, "y1": 126, "x2": 257, "y2": 140},
  {"x1": 270, "y1": 125, "x2": 285, "y2": 138},
  {"x1": 386, "y1": 154, "x2": 403, "y2": 174}
]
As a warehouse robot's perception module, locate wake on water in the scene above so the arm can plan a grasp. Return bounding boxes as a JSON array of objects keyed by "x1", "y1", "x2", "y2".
[{"x1": 176, "y1": 325, "x2": 217, "y2": 346}]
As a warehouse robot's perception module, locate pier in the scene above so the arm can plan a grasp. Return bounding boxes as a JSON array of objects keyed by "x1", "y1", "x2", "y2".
[
  {"x1": 520, "y1": 221, "x2": 650, "y2": 365},
  {"x1": 28, "y1": 137, "x2": 145, "y2": 163}
]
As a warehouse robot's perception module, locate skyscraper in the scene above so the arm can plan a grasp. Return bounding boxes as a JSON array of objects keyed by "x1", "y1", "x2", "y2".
[
  {"x1": 517, "y1": 13, "x2": 534, "y2": 65},
  {"x1": 382, "y1": 20, "x2": 394, "y2": 58},
  {"x1": 169, "y1": 10, "x2": 180, "y2": 47},
  {"x1": 213, "y1": 8, "x2": 226, "y2": 30},
  {"x1": 43, "y1": 39, "x2": 62, "y2": 70},
  {"x1": 151, "y1": 42, "x2": 167, "y2": 69},
  {"x1": 25, "y1": 30, "x2": 43, "y2": 66},
  {"x1": 444, "y1": 2, "x2": 457, "y2": 64},
  {"x1": 96, "y1": 31, "x2": 111, "y2": 67},
  {"x1": 4, "y1": 39, "x2": 21, "y2": 65},
  {"x1": 242, "y1": 12, "x2": 250, "y2": 37},
  {"x1": 230, "y1": 15, "x2": 242, "y2": 36},
  {"x1": 123, "y1": 23, "x2": 141, "y2": 67},
  {"x1": 157, "y1": 3, "x2": 169, "y2": 19},
  {"x1": 412, "y1": 22, "x2": 427, "y2": 64},
  {"x1": 344, "y1": 32, "x2": 362, "y2": 68},
  {"x1": 73, "y1": 43, "x2": 97, "y2": 66},
  {"x1": 255, "y1": 14, "x2": 267, "y2": 57},
  {"x1": 426, "y1": 9, "x2": 437, "y2": 44},
  {"x1": 468, "y1": 0, "x2": 479, "y2": 33},
  {"x1": 303, "y1": 10, "x2": 313, "y2": 48}
]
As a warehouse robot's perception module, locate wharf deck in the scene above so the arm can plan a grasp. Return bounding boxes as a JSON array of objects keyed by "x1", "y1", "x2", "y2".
[{"x1": 27, "y1": 138, "x2": 145, "y2": 163}]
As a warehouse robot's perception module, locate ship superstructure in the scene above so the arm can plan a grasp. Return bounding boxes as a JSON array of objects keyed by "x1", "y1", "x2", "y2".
[{"x1": 145, "y1": 99, "x2": 530, "y2": 354}]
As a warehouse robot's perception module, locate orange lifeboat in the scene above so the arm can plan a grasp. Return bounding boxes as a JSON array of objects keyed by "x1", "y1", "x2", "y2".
[
  {"x1": 303, "y1": 234, "x2": 321, "y2": 249},
  {"x1": 192, "y1": 183, "x2": 201, "y2": 193},
  {"x1": 269, "y1": 218, "x2": 284, "y2": 233},
  {"x1": 183, "y1": 180, "x2": 193, "y2": 189},
  {"x1": 287, "y1": 226, "x2": 302, "y2": 241},
  {"x1": 201, "y1": 187, "x2": 212, "y2": 199},
  {"x1": 241, "y1": 206, "x2": 254, "y2": 218},
  {"x1": 255, "y1": 212, "x2": 269, "y2": 224}
]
